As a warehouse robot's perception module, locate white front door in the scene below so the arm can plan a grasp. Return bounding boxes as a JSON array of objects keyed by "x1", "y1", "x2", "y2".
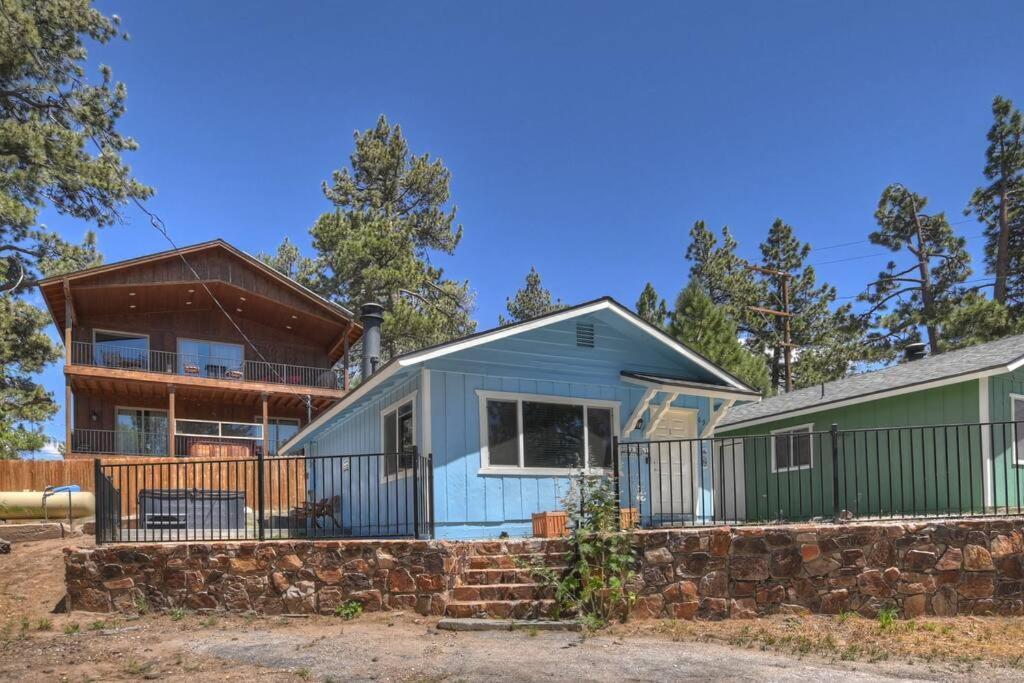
[{"x1": 648, "y1": 408, "x2": 699, "y2": 524}]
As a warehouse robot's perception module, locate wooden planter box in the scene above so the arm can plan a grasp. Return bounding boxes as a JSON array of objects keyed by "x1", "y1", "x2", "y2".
[{"x1": 531, "y1": 507, "x2": 640, "y2": 538}]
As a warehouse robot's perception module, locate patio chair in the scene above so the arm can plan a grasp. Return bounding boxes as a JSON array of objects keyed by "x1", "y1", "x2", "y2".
[
  {"x1": 224, "y1": 367, "x2": 244, "y2": 381},
  {"x1": 183, "y1": 363, "x2": 200, "y2": 376}
]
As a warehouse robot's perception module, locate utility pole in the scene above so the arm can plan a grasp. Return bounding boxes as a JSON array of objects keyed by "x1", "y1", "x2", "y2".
[{"x1": 745, "y1": 264, "x2": 796, "y2": 392}]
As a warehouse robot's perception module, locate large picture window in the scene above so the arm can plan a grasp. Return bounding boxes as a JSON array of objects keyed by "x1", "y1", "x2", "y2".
[
  {"x1": 94, "y1": 330, "x2": 149, "y2": 370},
  {"x1": 771, "y1": 424, "x2": 813, "y2": 472},
  {"x1": 177, "y1": 339, "x2": 244, "y2": 379},
  {"x1": 477, "y1": 390, "x2": 618, "y2": 473},
  {"x1": 381, "y1": 396, "x2": 416, "y2": 478}
]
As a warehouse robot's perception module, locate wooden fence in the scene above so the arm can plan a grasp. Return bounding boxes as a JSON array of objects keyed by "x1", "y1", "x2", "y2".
[{"x1": 1, "y1": 456, "x2": 307, "y2": 521}]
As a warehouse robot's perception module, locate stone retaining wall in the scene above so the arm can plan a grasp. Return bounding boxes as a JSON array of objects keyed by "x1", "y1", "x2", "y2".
[{"x1": 65, "y1": 518, "x2": 1024, "y2": 618}]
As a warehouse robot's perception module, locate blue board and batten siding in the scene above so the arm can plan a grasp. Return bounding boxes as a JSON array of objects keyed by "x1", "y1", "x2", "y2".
[{"x1": 295, "y1": 308, "x2": 726, "y2": 540}]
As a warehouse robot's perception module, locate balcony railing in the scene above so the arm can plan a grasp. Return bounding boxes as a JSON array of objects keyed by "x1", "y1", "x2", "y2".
[
  {"x1": 71, "y1": 429, "x2": 268, "y2": 458},
  {"x1": 70, "y1": 341, "x2": 341, "y2": 390}
]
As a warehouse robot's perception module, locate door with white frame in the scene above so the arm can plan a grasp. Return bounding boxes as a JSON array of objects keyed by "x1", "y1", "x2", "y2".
[{"x1": 648, "y1": 406, "x2": 713, "y2": 524}]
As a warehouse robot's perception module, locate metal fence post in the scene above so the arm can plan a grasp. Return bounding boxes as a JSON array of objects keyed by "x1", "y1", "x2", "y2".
[
  {"x1": 830, "y1": 423, "x2": 841, "y2": 521},
  {"x1": 427, "y1": 452, "x2": 436, "y2": 539},
  {"x1": 93, "y1": 457, "x2": 102, "y2": 545},
  {"x1": 412, "y1": 446, "x2": 420, "y2": 539},
  {"x1": 612, "y1": 436, "x2": 621, "y2": 530},
  {"x1": 257, "y1": 447, "x2": 266, "y2": 541}
]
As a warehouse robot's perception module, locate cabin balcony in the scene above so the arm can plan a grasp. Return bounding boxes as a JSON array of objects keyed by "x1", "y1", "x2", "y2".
[
  {"x1": 69, "y1": 428, "x2": 292, "y2": 459},
  {"x1": 67, "y1": 340, "x2": 344, "y2": 396}
]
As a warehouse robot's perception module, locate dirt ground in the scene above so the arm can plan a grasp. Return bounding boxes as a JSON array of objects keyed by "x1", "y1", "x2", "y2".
[{"x1": 5, "y1": 539, "x2": 1024, "y2": 681}]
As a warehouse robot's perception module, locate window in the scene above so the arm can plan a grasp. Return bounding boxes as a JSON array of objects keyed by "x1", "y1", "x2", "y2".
[
  {"x1": 176, "y1": 419, "x2": 263, "y2": 439},
  {"x1": 1013, "y1": 395, "x2": 1024, "y2": 463},
  {"x1": 115, "y1": 407, "x2": 167, "y2": 456},
  {"x1": 94, "y1": 330, "x2": 149, "y2": 370},
  {"x1": 177, "y1": 339, "x2": 244, "y2": 379},
  {"x1": 382, "y1": 397, "x2": 416, "y2": 477},
  {"x1": 266, "y1": 418, "x2": 301, "y2": 456},
  {"x1": 772, "y1": 425, "x2": 813, "y2": 472},
  {"x1": 477, "y1": 390, "x2": 618, "y2": 473}
]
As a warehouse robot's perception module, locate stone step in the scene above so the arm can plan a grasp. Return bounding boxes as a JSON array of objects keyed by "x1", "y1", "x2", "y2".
[
  {"x1": 466, "y1": 552, "x2": 571, "y2": 570},
  {"x1": 460, "y1": 567, "x2": 567, "y2": 585},
  {"x1": 444, "y1": 599, "x2": 562, "y2": 620},
  {"x1": 452, "y1": 583, "x2": 557, "y2": 602}
]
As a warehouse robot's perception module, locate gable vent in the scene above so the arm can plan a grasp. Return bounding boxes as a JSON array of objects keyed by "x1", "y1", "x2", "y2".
[{"x1": 576, "y1": 321, "x2": 595, "y2": 348}]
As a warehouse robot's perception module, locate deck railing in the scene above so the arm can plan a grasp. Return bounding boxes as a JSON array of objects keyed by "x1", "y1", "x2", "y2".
[
  {"x1": 617, "y1": 421, "x2": 1024, "y2": 529},
  {"x1": 70, "y1": 341, "x2": 341, "y2": 390},
  {"x1": 93, "y1": 449, "x2": 433, "y2": 543},
  {"x1": 71, "y1": 429, "x2": 169, "y2": 457}
]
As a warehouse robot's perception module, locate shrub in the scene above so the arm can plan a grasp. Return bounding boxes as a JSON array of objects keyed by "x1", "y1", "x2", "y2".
[
  {"x1": 334, "y1": 600, "x2": 363, "y2": 620},
  {"x1": 533, "y1": 472, "x2": 637, "y2": 628}
]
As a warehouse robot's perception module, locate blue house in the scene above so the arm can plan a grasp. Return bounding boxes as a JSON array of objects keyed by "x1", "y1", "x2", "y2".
[{"x1": 278, "y1": 297, "x2": 760, "y2": 540}]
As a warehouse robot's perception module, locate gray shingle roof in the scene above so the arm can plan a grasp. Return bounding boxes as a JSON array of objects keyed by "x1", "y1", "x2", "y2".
[{"x1": 719, "y1": 334, "x2": 1024, "y2": 430}]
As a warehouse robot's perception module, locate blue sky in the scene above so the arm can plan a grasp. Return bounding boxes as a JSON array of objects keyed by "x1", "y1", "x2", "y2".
[{"x1": 33, "y1": 0, "x2": 1024, "y2": 443}]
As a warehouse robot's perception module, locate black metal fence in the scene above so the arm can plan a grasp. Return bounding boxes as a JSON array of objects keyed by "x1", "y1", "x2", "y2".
[
  {"x1": 616, "y1": 421, "x2": 1024, "y2": 528},
  {"x1": 93, "y1": 449, "x2": 433, "y2": 543}
]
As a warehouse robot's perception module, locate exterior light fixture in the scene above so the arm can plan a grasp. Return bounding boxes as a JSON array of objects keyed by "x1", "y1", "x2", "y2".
[{"x1": 634, "y1": 418, "x2": 644, "y2": 431}]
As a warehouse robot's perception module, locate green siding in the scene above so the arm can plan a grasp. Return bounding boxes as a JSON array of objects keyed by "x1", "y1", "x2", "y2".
[
  {"x1": 718, "y1": 379, "x2": 988, "y2": 520},
  {"x1": 989, "y1": 369, "x2": 1024, "y2": 510}
]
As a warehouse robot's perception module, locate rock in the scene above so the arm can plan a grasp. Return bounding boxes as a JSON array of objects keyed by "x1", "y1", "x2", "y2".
[
  {"x1": 883, "y1": 566, "x2": 901, "y2": 584},
  {"x1": 731, "y1": 556, "x2": 770, "y2": 581},
  {"x1": 630, "y1": 594, "x2": 664, "y2": 619},
  {"x1": 963, "y1": 544, "x2": 994, "y2": 571},
  {"x1": 857, "y1": 569, "x2": 893, "y2": 598},
  {"x1": 699, "y1": 571, "x2": 728, "y2": 598},
  {"x1": 229, "y1": 557, "x2": 260, "y2": 574},
  {"x1": 730, "y1": 598, "x2": 757, "y2": 619},
  {"x1": 271, "y1": 572, "x2": 289, "y2": 594},
  {"x1": 800, "y1": 544, "x2": 820, "y2": 562},
  {"x1": 709, "y1": 532, "x2": 731, "y2": 557},
  {"x1": 644, "y1": 547, "x2": 674, "y2": 565},
  {"x1": 936, "y1": 547, "x2": 963, "y2": 571},
  {"x1": 804, "y1": 556, "x2": 840, "y2": 577},
  {"x1": 931, "y1": 585, "x2": 957, "y2": 616},
  {"x1": 283, "y1": 581, "x2": 315, "y2": 613},
  {"x1": 991, "y1": 535, "x2": 1016, "y2": 559},
  {"x1": 278, "y1": 554, "x2": 303, "y2": 571},
  {"x1": 958, "y1": 573, "x2": 995, "y2": 599},
  {"x1": 388, "y1": 568, "x2": 416, "y2": 593},
  {"x1": 316, "y1": 567, "x2": 343, "y2": 585},
  {"x1": 904, "y1": 550, "x2": 936, "y2": 571},
  {"x1": 699, "y1": 597, "x2": 728, "y2": 620},
  {"x1": 778, "y1": 603, "x2": 811, "y2": 615},
  {"x1": 730, "y1": 536, "x2": 769, "y2": 555},
  {"x1": 662, "y1": 581, "x2": 699, "y2": 603},
  {"x1": 670, "y1": 601, "x2": 699, "y2": 620},
  {"x1": 903, "y1": 593, "x2": 926, "y2": 618},
  {"x1": 102, "y1": 577, "x2": 134, "y2": 591},
  {"x1": 769, "y1": 547, "x2": 803, "y2": 578},
  {"x1": 819, "y1": 590, "x2": 849, "y2": 614}
]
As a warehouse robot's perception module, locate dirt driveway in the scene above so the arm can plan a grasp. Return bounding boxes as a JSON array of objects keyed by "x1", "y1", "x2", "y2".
[{"x1": 4, "y1": 538, "x2": 1024, "y2": 681}]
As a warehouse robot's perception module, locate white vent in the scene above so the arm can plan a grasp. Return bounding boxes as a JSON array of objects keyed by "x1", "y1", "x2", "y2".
[{"x1": 576, "y1": 322, "x2": 595, "y2": 348}]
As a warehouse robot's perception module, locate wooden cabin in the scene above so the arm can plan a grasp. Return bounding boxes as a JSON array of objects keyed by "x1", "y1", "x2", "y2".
[{"x1": 38, "y1": 240, "x2": 362, "y2": 460}]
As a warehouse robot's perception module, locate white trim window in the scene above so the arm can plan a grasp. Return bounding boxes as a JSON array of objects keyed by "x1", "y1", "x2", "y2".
[
  {"x1": 771, "y1": 424, "x2": 814, "y2": 472},
  {"x1": 381, "y1": 393, "x2": 417, "y2": 478},
  {"x1": 1012, "y1": 393, "x2": 1024, "y2": 464},
  {"x1": 477, "y1": 390, "x2": 619, "y2": 475}
]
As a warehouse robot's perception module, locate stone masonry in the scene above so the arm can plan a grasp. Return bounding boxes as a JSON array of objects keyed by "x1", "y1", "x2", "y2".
[{"x1": 65, "y1": 518, "x2": 1024, "y2": 619}]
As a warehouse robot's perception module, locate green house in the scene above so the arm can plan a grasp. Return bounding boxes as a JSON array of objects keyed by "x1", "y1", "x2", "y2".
[{"x1": 714, "y1": 334, "x2": 1024, "y2": 522}]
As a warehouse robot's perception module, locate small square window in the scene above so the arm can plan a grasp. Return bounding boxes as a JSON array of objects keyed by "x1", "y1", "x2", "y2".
[{"x1": 773, "y1": 426, "x2": 813, "y2": 471}]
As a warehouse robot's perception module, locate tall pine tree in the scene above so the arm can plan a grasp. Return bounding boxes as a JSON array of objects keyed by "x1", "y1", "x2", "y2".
[
  {"x1": 667, "y1": 282, "x2": 770, "y2": 393},
  {"x1": 1, "y1": 2, "x2": 148, "y2": 457},
  {"x1": 635, "y1": 282, "x2": 668, "y2": 329},
  {"x1": 860, "y1": 184, "x2": 971, "y2": 357},
  {"x1": 967, "y1": 96, "x2": 1024, "y2": 310},
  {"x1": 498, "y1": 267, "x2": 565, "y2": 325},
  {"x1": 270, "y1": 116, "x2": 475, "y2": 373}
]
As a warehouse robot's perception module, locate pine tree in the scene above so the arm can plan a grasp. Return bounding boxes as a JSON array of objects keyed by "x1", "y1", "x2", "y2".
[
  {"x1": 751, "y1": 219, "x2": 861, "y2": 391},
  {"x1": 499, "y1": 267, "x2": 565, "y2": 325},
  {"x1": 667, "y1": 282, "x2": 770, "y2": 394},
  {"x1": 298, "y1": 115, "x2": 475, "y2": 367},
  {"x1": 1, "y1": 2, "x2": 147, "y2": 457},
  {"x1": 685, "y1": 220, "x2": 752, "y2": 317},
  {"x1": 635, "y1": 282, "x2": 668, "y2": 329},
  {"x1": 860, "y1": 184, "x2": 971, "y2": 357},
  {"x1": 258, "y1": 237, "x2": 316, "y2": 287},
  {"x1": 941, "y1": 293, "x2": 1024, "y2": 350},
  {"x1": 967, "y1": 96, "x2": 1024, "y2": 310}
]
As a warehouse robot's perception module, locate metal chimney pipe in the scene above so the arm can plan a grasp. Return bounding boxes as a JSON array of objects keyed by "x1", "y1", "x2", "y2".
[{"x1": 360, "y1": 302, "x2": 384, "y2": 379}]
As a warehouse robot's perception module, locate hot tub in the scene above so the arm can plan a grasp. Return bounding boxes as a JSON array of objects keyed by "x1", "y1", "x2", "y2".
[{"x1": 138, "y1": 488, "x2": 245, "y2": 531}]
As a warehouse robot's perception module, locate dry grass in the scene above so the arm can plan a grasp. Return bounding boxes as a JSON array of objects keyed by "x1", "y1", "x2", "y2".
[{"x1": 613, "y1": 613, "x2": 1024, "y2": 670}]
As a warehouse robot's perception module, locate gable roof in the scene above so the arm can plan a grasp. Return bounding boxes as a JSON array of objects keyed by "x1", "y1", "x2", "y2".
[
  {"x1": 279, "y1": 296, "x2": 760, "y2": 453},
  {"x1": 37, "y1": 238, "x2": 356, "y2": 323},
  {"x1": 718, "y1": 333, "x2": 1024, "y2": 431}
]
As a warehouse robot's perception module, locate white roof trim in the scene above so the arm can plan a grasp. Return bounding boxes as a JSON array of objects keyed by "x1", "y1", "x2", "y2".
[
  {"x1": 717, "y1": 365, "x2": 1011, "y2": 432},
  {"x1": 281, "y1": 297, "x2": 753, "y2": 452},
  {"x1": 398, "y1": 299, "x2": 751, "y2": 391},
  {"x1": 620, "y1": 373, "x2": 761, "y2": 401}
]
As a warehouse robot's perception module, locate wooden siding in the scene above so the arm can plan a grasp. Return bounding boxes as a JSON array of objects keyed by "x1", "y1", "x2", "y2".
[
  {"x1": 300, "y1": 308, "x2": 718, "y2": 539},
  {"x1": 719, "y1": 379, "x2": 985, "y2": 519},
  {"x1": 989, "y1": 369, "x2": 1024, "y2": 508}
]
